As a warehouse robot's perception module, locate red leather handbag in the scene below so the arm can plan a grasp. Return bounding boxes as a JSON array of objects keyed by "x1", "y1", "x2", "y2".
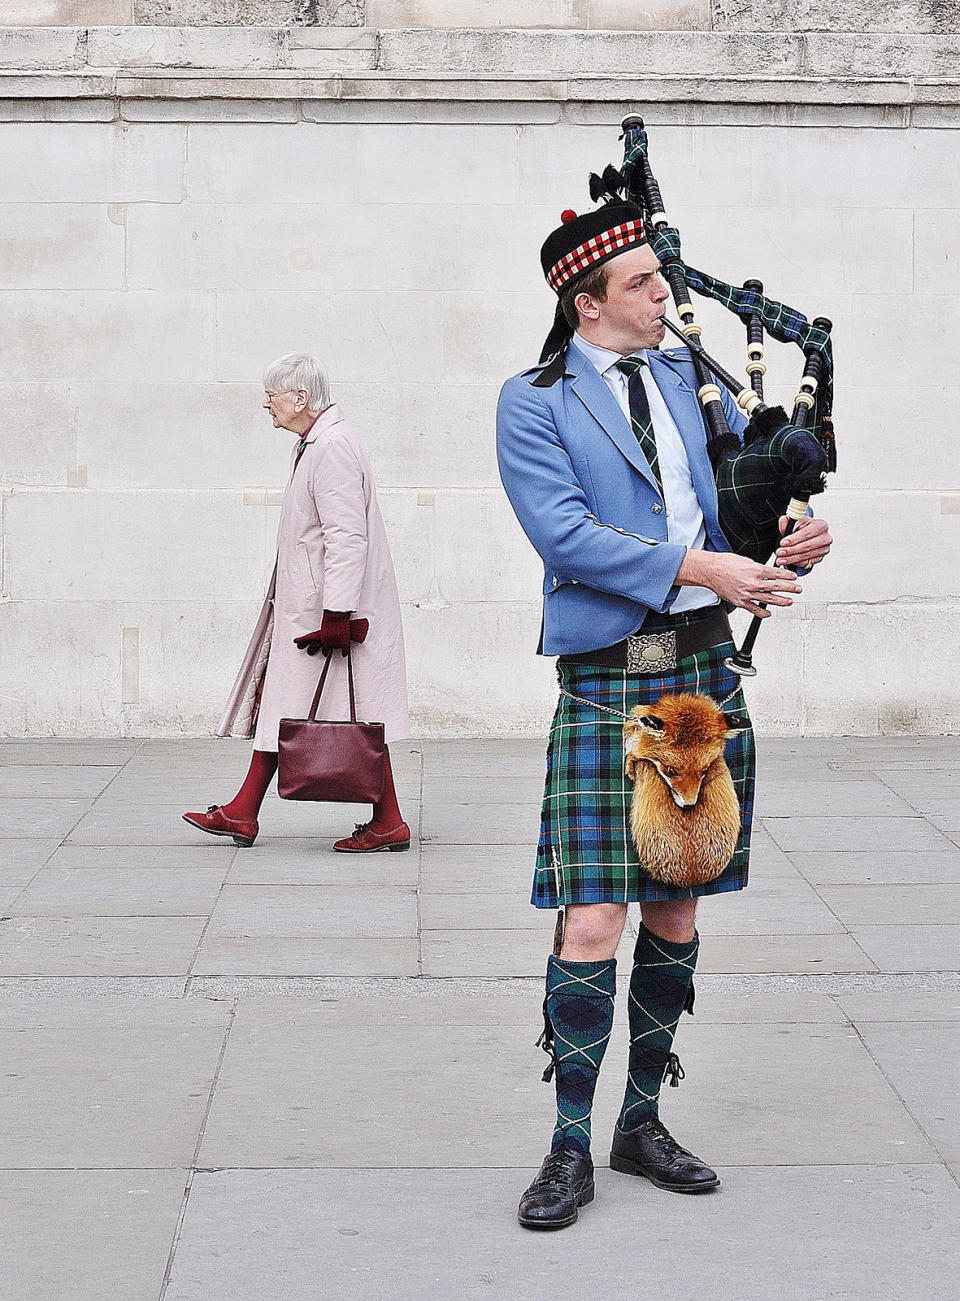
[{"x1": 277, "y1": 647, "x2": 385, "y2": 803}]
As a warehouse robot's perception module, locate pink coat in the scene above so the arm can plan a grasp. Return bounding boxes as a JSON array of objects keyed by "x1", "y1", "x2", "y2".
[{"x1": 218, "y1": 405, "x2": 409, "y2": 747}]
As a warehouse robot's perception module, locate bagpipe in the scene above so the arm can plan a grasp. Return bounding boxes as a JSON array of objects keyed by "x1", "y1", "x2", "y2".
[{"x1": 591, "y1": 117, "x2": 837, "y2": 677}]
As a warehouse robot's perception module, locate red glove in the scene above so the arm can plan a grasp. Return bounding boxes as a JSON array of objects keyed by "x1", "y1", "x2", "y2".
[{"x1": 294, "y1": 610, "x2": 352, "y2": 656}]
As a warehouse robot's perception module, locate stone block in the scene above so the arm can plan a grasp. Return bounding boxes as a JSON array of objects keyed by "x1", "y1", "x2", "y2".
[
  {"x1": 441, "y1": 290, "x2": 550, "y2": 383},
  {"x1": 303, "y1": 98, "x2": 561, "y2": 124},
  {"x1": 133, "y1": 1, "x2": 362, "y2": 23},
  {"x1": 375, "y1": 488, "x2": 433, "y2": 604},
  {"x1": 383, "y1": 202, "x2": 546, "y2": 293},
  {"x1": 0, "y1": 290, "x2": 215, "y2": 382},
  {"x1": 334, "y1": 381, "x2": 502, "y2": 489},
  {"x1": 125, "y1": 200, "x2": 390, "y2": 291},
  {"x1": 914, "y1": 206, "x2": 960, "y2": 294},
  {"x1": 0, "y1": 122, "x2": 184, "y2": 204},
  {"x1": 711, "y1": 0, "x2": 960, "y2": 33},
  {"x1": 366, "y1": 0, "x2": 581, "y2": 26},
  {"x1": 402, "y1": 600, "x2": 556, "y2": 736},
  {"x1": 0, "y1": 28, "x2": 82, "y2": 71},
  {"x1": 0, "y1": 383, "x2": 79, "y2": 487},
  {"x1": 75, "y1": 381, "x2": 285, "y2": 488},
  {"x1": 213, "y1": 290, "x2": 444, "y2": 384},
  {"x1": 377, "y1": 28, "x2": 805, "y2": 77},
  {"x1": 0, "y1": 601, "x2": 121, "y2": 736},
  {"x1": 3, "y1": 491, "x2": 263, "y2": 600},
  {"x1": 121, "y1": 97, "x2": 299, "y2": 122},
  {"x1": 0, "y1": 203, "x2": 125, "y2": 290},
  {"x1": 4, "y1": 1, "x2": 132, "y2": 21},
  {"x1": 357, "y1": 123, "x2": 521, "y2": 205},
  {"x1": 87, "y1": 26, "x2": 284, "y2": 71},
  {"x1": 432, "y1": 489, "x2": 542, "y2": 603},
  {"x1": 184, "y1": 121, "x2": 359, "y2": 204},
  {"x1": 0, "y1": 99, "x2": 117, "y2": 122},
  {"x1": 848, "y1": 293, "x2": 957, "y2": 390},
  {"x1": 807, "y1": 32, "x2": 960, "y2": 77},
  {"x1": 585, "y1": 0, "x2": 710, "y2": 27}
]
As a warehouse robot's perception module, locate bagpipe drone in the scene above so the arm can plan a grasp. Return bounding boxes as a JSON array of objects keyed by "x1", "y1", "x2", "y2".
[{"x1": 589, "y1": 116, "x2": 837, "y2": 677}]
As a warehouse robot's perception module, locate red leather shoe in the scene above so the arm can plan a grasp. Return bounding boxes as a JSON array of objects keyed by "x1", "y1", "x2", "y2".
[
  {"x1": 333, "y1": 821, "x2": 411, "y2": 853},
  {"x1": 182, "y1": 805, "x2": 258, "y2": 848}
]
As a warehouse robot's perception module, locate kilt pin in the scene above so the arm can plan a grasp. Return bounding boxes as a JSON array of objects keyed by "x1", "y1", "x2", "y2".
[{"x1": 498, "y1": 281, "x2": 756, "y2": 1225}]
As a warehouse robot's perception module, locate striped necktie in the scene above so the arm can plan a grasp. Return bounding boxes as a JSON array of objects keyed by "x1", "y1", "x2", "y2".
[{"x1": 615, "y1": 357, "x2": 661, "y2": 490}]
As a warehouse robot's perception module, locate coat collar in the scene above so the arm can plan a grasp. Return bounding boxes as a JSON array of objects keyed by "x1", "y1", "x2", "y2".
[{"x1": 300, "y1": 402, "x2": 343, "y2": 446}]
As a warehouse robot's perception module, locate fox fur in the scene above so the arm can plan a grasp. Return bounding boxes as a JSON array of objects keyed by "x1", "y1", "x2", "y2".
[{"x1": 623, "y1": 692, "x2": 747, "y2": 888}]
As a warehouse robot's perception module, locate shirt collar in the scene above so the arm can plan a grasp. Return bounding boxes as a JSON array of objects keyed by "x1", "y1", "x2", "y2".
[{"x1": 571, "y1": 332, "x2": 649, "y2": 379}]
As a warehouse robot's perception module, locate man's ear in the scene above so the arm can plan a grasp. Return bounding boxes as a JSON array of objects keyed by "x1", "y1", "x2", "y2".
[{"x1": 575, "y1": 292, "x2": 601, "y2": 322}]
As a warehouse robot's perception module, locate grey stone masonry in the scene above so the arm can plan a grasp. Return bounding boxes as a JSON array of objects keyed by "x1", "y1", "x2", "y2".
[{"x1": 1, "y1": 25, "x2": 959, "y2": 104}]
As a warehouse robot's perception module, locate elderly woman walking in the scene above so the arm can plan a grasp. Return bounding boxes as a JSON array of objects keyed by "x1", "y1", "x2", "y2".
[{"x1": 184, "y1": 353, "x2": 410, "y2": 853}]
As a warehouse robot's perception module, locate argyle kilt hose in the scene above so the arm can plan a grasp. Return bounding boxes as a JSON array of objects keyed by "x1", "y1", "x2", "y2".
[{"x1": 533, "y1": 637, "x2": 755, "y2": 907}]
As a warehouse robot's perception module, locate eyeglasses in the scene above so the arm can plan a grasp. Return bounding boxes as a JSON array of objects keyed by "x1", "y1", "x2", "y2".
[{"x1": 264, "y1": 389, "x2": 306, "y2": 401}]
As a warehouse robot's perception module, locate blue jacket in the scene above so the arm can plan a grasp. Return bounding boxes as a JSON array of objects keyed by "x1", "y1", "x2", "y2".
[{"x1": 496, "y1": 341, "x2": 747, "y2": 655}]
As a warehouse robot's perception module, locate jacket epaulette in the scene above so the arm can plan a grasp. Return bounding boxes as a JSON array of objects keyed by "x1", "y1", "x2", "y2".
[{"x1": 523, "y1": 351, "x2": 571, "y2": 389}]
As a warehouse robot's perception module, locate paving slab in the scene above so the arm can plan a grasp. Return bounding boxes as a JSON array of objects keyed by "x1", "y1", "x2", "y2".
[
  {"x1": 0, "y1": 798, "x2": 89, "y2": 839},
  {"x1": 848, "y1": 924, "x2": 960, "y2": 972},
  {"x1": 420, "y1": 775, "x2": 547, "y2": 804},
  {"x1": 790, "y1": 848, "x2": 960, "y2": 886},
  {"x1": 0, "y1": 838, "x2": 60, "y2": 885},
  {"x1": 7, "y1": 866, "x2": 228, "y2": 917},
  {"x1": 68, "y1": 804, "x2": 244, "y2": 847},
  {"x1": 422, "y1": 801, "x2": 541, "y2": 844},
  {"x1": 227, "y1": 842, "x2": 419, "y2": 887},
  {"x1": 763, "y1": 815, "x2": 954, "y2": 853},
  {"x1": 696, "y1": 933, "x2": 875, "y2": 975},
  {"x1": 696, "y1": 873, "x2": 844, "y2": 936},
  {"x1": 0, "y1": 916, "x2": 207, "y2": 976},
  {"x1": 0, "y1": 1169, "x2": 186, "y2": 1301},
  {"x1": 819, "y1": 883, "x2": 960, "y2": 926},
  {"x1": 164, "y1": 1165, "x2": 960, "y2": 1301},
  {"x1": 420, "y1": 891, "x2": 549, "y2": 931},
  {"x1": 855, "y1": 1023, "x2": 960, "y2": 1164},
  {"x1": 0, "y1": 764, "x2": 121, "y2": 799},
  {"x1": 420, "y1": 843, "x2": 534, "y2": 894},
  {"x1": 44, "y1": 844, "x2": 238, "y2": 872},
  {"x1": 191, "y1": 938, "x2": 419, "y2": 977},
  {"x1": 754, "y1": 779, "x2": 916, "y2": 818},
  {"x1": 836, "y1": 990, "x2": 960, "y2": 1023},
  {"x1": 205, "y1": 886, "x2": 418, "y2": 939},
  {"x1": 421, "y1": 925, "x2": 563, "y2": 978},
  {"x1": 0, "y1": 740, "x2": 141, "y2": 765},
  {"x1": 0, "y1": 1020, "x2": 227, "y2": 1166},
  {"x1": 877, "y1": 768, "x2": 960, "y2": 797}
]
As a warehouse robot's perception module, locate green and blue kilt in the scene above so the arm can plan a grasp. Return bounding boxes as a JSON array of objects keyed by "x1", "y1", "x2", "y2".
[{"x1": 533, "y1": 633, "x2": 755, "y2": 907}]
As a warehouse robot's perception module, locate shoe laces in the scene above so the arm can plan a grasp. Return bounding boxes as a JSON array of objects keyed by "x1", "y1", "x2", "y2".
[
  {"x1": 642, "y1": 1118, "x2": 686, "y2": 1158},
  {"x1": 351, "y1": 822, "x2": 370, "y2": 837},
  {"x1": 538, "y1": 1146, "x2": 583, "y2": 1185}
]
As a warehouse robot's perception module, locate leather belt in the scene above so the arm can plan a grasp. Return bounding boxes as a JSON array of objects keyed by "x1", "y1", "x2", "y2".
[{"x1": 558, "y1": 605, "x2": 731, "y2": 673}]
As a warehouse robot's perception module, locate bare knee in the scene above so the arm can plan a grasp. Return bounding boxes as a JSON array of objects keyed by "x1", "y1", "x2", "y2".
[
  {"x1": 561, "y1": 903, "x2": 627, "y2": 961},
  {"x1": 640, "y1": 899, "x2": 698, "y2": 945}
]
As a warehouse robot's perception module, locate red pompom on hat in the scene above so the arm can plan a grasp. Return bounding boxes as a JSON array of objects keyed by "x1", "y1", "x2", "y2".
[{"x1": 560, "y1": 209, "x2": 577, "y2": 223}]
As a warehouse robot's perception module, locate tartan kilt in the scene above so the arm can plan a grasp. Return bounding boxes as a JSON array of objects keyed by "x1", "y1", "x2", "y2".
[{"x1": 533, "y1": 635, "x2": 755, "y2": 907}]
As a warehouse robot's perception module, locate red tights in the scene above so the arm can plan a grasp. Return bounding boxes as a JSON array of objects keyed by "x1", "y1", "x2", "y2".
[{"x1": 222, "y1": 746, "x2": 404, "y2": 830}]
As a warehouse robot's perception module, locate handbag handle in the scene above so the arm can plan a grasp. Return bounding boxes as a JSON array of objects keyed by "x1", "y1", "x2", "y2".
[{"x1": 307, "y1": 645, "x2": 358, "y2": 722}]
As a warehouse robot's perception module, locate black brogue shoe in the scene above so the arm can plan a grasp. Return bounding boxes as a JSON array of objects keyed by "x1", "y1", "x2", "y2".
[
  {"x1": 518, "y1": 1146, "x2": 595, "y2": 1230},
  {"x1": 610, "y1": 1117, "x2": 720, "y2": 1194}
]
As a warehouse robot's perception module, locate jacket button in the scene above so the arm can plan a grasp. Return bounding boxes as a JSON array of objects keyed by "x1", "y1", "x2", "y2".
[{"x1": 651, "y1": 503, "x2": 664, "y2": 514}]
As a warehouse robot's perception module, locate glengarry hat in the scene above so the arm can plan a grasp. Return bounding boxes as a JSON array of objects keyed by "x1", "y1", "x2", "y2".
[{"x1": 538, "y1": 201, "x2": 647, "y2": 360}]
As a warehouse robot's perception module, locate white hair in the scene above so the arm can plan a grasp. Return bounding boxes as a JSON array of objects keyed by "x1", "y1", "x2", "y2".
[{"x1": 263, "y1": 352, "x2": 330, "y2": 414}]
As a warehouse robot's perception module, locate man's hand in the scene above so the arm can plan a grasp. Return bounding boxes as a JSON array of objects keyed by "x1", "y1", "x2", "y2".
[
  {"x1": 775, "y1": 515, "x2": 832, "y2": 571},
  {"x1": 676, "y1": 550, "x2": 802, "y2": 618}
]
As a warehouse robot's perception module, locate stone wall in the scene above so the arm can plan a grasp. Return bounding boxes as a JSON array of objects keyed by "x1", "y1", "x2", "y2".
[{"x1": 0, "y1": 20, "x2": 957, "y2": 737}]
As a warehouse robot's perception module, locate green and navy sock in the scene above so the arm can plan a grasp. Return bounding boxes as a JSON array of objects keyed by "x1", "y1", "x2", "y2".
[
  {"x1": 539, "y1": 954, "x2": 617, "y2": 1155},
  {"x1": 617, "y1": 923, "x2": 698, "y2": 1132}
]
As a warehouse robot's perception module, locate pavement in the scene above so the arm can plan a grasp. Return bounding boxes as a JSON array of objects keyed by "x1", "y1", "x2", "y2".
[{"x1": 1, "y1": 733, "x2": 960, "y2": 1300}]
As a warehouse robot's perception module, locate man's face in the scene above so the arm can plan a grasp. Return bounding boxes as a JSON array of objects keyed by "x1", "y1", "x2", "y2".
[{"x1": 578, "y1": 244, "x2": 669, "y2": 353}]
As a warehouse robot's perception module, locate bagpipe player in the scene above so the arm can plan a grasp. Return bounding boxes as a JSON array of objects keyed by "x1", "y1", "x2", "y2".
[{"x1": 496, "y1": 203, "x2": 833, "y2": 1229}]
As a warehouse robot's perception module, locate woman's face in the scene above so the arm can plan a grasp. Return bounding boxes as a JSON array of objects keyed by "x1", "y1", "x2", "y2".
[{"x1": 262, "y1": 386, "x2": 305, "y2": 432}]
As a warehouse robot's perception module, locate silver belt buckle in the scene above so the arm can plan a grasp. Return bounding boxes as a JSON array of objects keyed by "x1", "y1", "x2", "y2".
[{"x1": 626, "y1": 630, "x2": 678, "y2": 675}]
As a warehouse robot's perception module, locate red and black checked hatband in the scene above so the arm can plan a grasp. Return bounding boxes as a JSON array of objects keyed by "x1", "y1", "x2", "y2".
[{"x1": 540, "y1": 202, "x2": 647, "y2": 294}]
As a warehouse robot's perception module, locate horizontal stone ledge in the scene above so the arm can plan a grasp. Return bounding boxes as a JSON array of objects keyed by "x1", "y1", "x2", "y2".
[{"x1": 4, "y1": 70, "x2": 960, "y2": 111}]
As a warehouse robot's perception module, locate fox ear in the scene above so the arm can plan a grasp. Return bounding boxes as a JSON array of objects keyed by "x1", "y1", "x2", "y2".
[
  {"x1": 637, "y1": 714, "x2": 665, "y2": 735},
  {"x1": 722, "y1": 712, "x2": 750, "y2": 737}
]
